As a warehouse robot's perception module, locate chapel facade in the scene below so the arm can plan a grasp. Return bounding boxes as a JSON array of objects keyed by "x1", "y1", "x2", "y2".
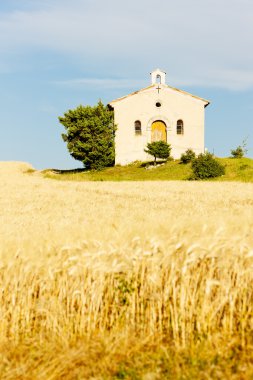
[{"x1": 108, "y1": 69, "x2": 210, "y2": 165}]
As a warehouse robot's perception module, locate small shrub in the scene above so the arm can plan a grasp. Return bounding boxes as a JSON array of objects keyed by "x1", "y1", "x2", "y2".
[
  {"x1": 230, "y1": 146, "x2": 244, "y2": 158},
  {"x1": 191, "y1": 152, "x2": 225, "y2": 180},
  {"x1": 25, "y1": 168, "x2": 36, "y2": 174},
  {"x1": 180, "y1": 149, "x2": 196, "y2": 164},
  {"x1": 230, "y1": 138, "x2": 248, "y2": 158}
]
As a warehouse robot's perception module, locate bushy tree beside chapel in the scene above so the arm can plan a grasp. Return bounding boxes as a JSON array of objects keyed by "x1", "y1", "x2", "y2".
[{"x1": 59, "y1": 101, "x2": 116, "y2": 170}]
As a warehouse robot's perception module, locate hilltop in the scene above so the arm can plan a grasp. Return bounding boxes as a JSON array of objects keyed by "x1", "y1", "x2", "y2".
[{"x1": 43, "y1": 157, "x2": 253, "y2": 182}]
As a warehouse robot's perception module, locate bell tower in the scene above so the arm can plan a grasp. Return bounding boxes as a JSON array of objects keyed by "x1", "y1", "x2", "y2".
[{"x1": 150, "y1": 68, "x2": 166, "y2": 85}]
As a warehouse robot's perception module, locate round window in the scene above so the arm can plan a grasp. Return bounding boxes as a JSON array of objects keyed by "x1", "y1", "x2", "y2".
[{"x1": 156, "y1": 102, "x2": 162, "y2": 108}]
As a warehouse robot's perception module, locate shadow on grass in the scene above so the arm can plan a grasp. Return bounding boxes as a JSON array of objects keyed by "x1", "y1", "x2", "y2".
[
  {"x1": 138, "y1": 160, "x2": 168, "y2": 168},
  {"x1": 50, "y1": 168, "x2": 86, "y2": 174}
]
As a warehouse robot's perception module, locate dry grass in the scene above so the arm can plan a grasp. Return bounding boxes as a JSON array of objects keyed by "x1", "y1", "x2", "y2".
[{"x1": 0, "y1": 162, "x2": 253, "y2": 379}]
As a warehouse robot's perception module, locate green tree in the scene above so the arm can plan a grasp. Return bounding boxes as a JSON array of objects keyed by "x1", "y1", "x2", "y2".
[
  {"x1": 230, "y1": 138, "x2": 248, "y2": 158},
  {"x1": 59, "y1": 101, "x2": 116, "y2": 170},
  {"x1": 191, "y1": 152, "x2": 225, "y2": 180},
  {"x1": 144, "y1": 141, "x2": 171, "y2": 165}
]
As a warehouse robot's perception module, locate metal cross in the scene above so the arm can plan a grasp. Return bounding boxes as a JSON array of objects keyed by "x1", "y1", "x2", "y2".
[{"x1": 156, "y1": 85, "x2": 161, "y2": 94}]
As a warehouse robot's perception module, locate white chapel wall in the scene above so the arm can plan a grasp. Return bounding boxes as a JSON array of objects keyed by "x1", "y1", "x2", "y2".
[{"x1": 113, "y1": 86, "x2": 206, "y2": 165}]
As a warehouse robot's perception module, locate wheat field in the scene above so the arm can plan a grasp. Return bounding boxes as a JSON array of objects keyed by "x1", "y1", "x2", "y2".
[{"x1": 0, "y1": 161, "x2": 253, "y2": 379}]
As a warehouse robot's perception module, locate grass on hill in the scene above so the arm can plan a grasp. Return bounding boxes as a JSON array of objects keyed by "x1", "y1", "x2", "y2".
[{"x1": 43, "y1": 157, "x2": 253, "y2": 182}]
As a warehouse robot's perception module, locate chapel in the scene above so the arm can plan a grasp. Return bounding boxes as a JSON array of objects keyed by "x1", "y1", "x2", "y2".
[{"x1": 108, "y1": 69, "x2": 210, "y2": 165}]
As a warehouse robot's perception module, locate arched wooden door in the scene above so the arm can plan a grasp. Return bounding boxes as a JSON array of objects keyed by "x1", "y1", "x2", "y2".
[{"x1": 151, "y1": 120, "x2": 167, "y2": 142}]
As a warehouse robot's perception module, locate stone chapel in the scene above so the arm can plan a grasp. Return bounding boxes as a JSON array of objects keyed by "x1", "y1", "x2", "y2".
[{"x1": 108, "y1": 69, "x2": 210, "y2": 165}]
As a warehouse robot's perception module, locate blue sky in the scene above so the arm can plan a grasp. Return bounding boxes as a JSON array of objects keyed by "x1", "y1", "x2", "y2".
[{"x1": 0, "y1": 0, "x2": 253, "y2": 169}]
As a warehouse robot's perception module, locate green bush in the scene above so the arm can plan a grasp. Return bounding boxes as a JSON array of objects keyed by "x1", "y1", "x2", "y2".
[
  {"x1": 230, "y1": 146, "x2": 244, "y2": 158},
  {"x1": 191, "y1": 152, "x2": 225, "y2": 180},
  {"x1": 230, "y1": 138, "x2": 248, "y2": 158},
  {"x1": 180, "y1": 149, "x2": 196, "y2": 164}
]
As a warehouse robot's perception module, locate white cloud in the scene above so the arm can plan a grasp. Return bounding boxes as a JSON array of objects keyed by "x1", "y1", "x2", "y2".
[
  {"x1": 172, "y1": 69, "x2": 253, "y2": 91},
  {"x1": 55, "y1": 68, "x2": 253, "y2": 93},
  {"x1": 53, "y1": 77, "x2": 146, "y2": 90},
  {"x1": 1, "y1": 0, "x2": 253, "y2": 90}
]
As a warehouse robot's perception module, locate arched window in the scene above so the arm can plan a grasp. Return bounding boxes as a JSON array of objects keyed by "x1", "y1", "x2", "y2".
[
  {"x1": 156, "y1": 74, "x2": 161, "y2": 84},
  {"x1": 177, "y1": 120, "x2": 184, "y2": 135},
  {"x1": 134, "y1": 120, "x2": 142, "y2": 135}
]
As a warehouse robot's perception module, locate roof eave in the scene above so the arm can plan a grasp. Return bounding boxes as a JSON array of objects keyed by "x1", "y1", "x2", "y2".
[
  {"x1": 108, "y1": 83, "x2": 210, "y2": 106},
  {"x1": 108, "y1": 85, "x2": 155, "y2": 106}
]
